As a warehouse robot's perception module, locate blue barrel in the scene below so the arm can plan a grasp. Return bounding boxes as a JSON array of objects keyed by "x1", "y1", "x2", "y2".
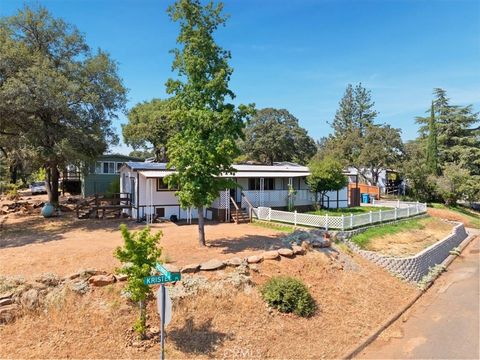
[
  {"x1": 361, "y1": 193, "x2": 370, "y2": 204},
  {"x1": 41, "y1": 202, "x2": 55, "y2": 217}
]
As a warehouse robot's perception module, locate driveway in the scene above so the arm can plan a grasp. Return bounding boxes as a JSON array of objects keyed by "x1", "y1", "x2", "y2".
[{"x1": 358, "y1": 232, "x2": 480, "y2": 359}]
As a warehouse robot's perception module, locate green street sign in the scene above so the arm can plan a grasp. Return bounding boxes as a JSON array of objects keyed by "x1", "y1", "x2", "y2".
[
  {"x1": 144, "y1": 275, "x2": 170, "y2": 285},
  {"x1": 143, "y1": 263, "x2": 182, "y2": 285}
]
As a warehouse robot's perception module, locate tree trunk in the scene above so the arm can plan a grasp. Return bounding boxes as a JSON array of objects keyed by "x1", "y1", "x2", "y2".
[
  {"x1": 197, "y1": 205, "x2": 206, "y2": 247},
  {"x1": 46, "y1": 165, "x2": 60, "y2": 206},
  {"x1": 9, "y1": 164, "x2": 17, "y2": 184}
]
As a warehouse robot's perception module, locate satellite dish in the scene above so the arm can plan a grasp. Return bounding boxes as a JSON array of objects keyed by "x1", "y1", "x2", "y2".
[{"x1": 156, "y1": 286, "x2": 172, "y2": 326}]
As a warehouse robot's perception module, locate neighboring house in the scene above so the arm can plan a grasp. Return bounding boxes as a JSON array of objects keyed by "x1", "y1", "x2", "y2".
[
  {"x1": 119, "y1": 161, "x2": 349, "y2": 222},
  {"x1": 82, "y1": 154, "x2": 142, "y2": 197},
  {"x1": 346, "y1": 167, "x2": 405, "y2": 196}
]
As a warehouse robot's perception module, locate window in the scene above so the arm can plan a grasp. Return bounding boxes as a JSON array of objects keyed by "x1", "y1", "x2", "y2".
[
  {"x1": 248, "y1": 178, "x2": 274, "y2": 190},
  {"x1": 95, "y1": 161, "x2": 117, "y2": 174},
  {"x1": 116, "y1": 162, "x2": 123, "y2": 172},
  {"x1": 156, "y1": 208, "x2": 165, "y2": 218},
  {"x1": 156, "y1": 178, "x2": 176, "y2": 191}
]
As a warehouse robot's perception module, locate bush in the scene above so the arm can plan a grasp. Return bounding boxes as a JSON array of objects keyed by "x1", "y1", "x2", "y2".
[
  {"x1": 4, "y1": 184, "x2": 19, "y2": 200},
  {"x1": 260, "y1": 276, "x2": 316, "y2": 317}
]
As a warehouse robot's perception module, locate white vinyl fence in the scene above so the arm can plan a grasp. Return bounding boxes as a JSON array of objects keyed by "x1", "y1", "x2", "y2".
[{"x1": 254, "y1": 201, "x2": 427, "y2": 230}]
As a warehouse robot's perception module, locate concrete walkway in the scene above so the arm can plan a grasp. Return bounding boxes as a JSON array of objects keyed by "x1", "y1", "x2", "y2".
[{"x1": 358, "y1": 231, "x2": 480, "y2": 360}]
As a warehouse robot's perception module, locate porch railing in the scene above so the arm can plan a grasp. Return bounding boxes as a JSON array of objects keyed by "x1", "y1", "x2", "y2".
[{"x1": 241, "y1": 189, "x2": 313, "y2": 208}]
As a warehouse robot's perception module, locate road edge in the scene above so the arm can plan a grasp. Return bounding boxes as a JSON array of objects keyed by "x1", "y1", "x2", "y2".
[{"x1": 341, "y1": 230, "x2": 478, "y2": 360}]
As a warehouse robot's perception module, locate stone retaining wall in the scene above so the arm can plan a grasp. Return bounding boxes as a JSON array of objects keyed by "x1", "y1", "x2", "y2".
[{"x1": 345, "y1": 222, "x2": 468, "y2": 282}]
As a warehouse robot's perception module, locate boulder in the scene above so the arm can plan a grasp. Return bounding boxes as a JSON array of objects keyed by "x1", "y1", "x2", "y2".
[
  {"x1": 0, "y1": 304, "x2": 19, "y2": 323},
  {"x1": 35, "y1": 273, "x2": 61, "y2": 287},
  {"x1": 292, "y1": 245, "x2": 305, "y2": 255},
  {"x1": 88, "y1": 274, "x2": 115, "y2": 287},
  {"x1": 262, "y1": 250, "x2": 280, "y2": 260},
  {"x1": 278, "y1": 248, "x2": 294, "y2": 258},
  {"x1": 301, "y1": 240, "x2": 312, "y2": 251},
  {"x1": 224, "y1": 257, "x2": 243, "y2": 267},
  {"x1": 21, "y1": 288, "x2": 39, "y2": 310},
  {"x1": 114, "y1": 274, "x2": 128, "y2": 282},
  {"x1": 246, "y1": 255, "x2": 263, "y2": 264},
  {"x1": 80, "y1": 269, "x2": 106, "y2": 278},
  {"x1": 180, "y1": 264, "x2": 200, "y2": 274},
  {"x1": 65, "y1": 272, "x2": 81, "y2": 281},
  {"x1": 200, "y1": 259, "x2": 225, "y2": 271},
  {"x1": 68, "y1": 279, "x2": 89, "y2": 294}
]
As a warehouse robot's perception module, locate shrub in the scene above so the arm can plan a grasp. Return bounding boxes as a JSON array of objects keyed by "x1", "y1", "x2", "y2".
[
  {"x1": 5, "y1": 184, "x2": 19, "y2": 200},
  {"x1": 114, "y1": 224, "x2": 162, "y2": 339},
  {"x1": 260, "y1": 276, "x2": 316, "y2": 317}
]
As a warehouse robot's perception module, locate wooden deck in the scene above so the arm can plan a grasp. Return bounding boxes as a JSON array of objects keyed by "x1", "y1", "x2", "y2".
[{"x1": 76, "y1": 193, "x2": 132, "y2": 219}]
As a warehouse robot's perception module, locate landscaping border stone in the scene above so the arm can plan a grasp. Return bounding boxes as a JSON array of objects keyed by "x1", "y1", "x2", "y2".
[{"x1": 344, "y1": 222, "x2": 468, "y2": 282}]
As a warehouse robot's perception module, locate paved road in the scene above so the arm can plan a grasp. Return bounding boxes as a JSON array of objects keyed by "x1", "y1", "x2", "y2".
[{"x1": 358, "y1": 232, "x2": 480, "y2": 360}]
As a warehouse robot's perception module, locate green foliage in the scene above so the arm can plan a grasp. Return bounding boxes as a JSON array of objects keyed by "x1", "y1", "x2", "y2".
[
  {"x1": 307, "y1": 206, "x2": 390, "y2": 216},
  {"x1": 5, "y1": 183, "x2": 19, "y2": 200},
  {"x1": 351, "y1": 217, "x2": 429, "y2": 248},
  {"x1": 164, "y1": 0, "x2": 253, "y2": 245},
  {"x1": 435, "y1": 163, "x2": 472, "y2": 206},
  {"x1": 261, "y1": 276, "x2": 316, "y2": 317},
  {"x1": 0, "y1": 6, "x2": 127, "y2": 205},
  {"x1": 29, "y1": 168, "x2": 47, "y2": 183},
  {"x1": 425, "y1": 102, "x2": 439, "y2": 175},
  {"x1": 114, "y1": 224, "x2": 162, "y2": 338},
  {"x1": 242, "y1": 108, "x2": 317, "y2": 165},
  {"x1": 252, "y1": 220, "x2": 295, "y2": 233},
  {"x1": 418, "y1": 264, "x2": 446, "y2": 290},
  {"x1": 123, "y1": 99, "x2": 175, "y2": 161},
  {"x1": 307, "y1": 156, "x2": 347, "y2": 208},
  {"x1": 320, "y1": 84, "x2": 403, "y2": 185}
]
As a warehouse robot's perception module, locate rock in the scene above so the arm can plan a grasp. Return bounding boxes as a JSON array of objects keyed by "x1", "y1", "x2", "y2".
[
  {"x1": 68, "y1": 279, "x2": 89, "y2": 294},
  {"x1": 0, "y1": 304, "x2": 19, "y2": 323},
  {"x1": 180, "y1": 264, "x2": 200, "y2": 274},
  {"x1": 292, "y1": 245, "x2": 305, "y2": 255},
  {"x1": 80, "y1": 269, "x2": 106, "y2": 278},
  {"x1": 65, "y1": 272, "x2": 81, "y2": 281},
  {"x1": 35, "y1": 273, "x2": 61, "y2": 287},
  {"x1": 246, "y1": 255, "x2": 263, "y2": 264},
  {"x1": 248, "y1": 264, "x2": 260, "y2": 272},
  {"x1": 88, "y1": 274, "x2": 115, "y2": 287},
  {"x1": 301, "y1": 240, "x2": 312, "y2": 251},
  {"x1": 114, "y1": 274, "x2": 128, "y2": 282},
  {"x1": 200, "y1": 259, "x2": 225, "y2": 271},
  {"x1": 224, "y1": 257, "x2": 242, "y2": 266},
  {"x1": 0, "y1": 298, "x2": 13, "y2": 306},
  {"x1": 262, "y1": 250, "x2": 279, "y2": 260},
  {"x1": 21, "y1": 288, "x2": 39, "y2": 310},
  {"x1": 321, "y1": 238, "x2": 332, "y2": 248},
  {"x1": 163, "y1": 264, "x2": 180, "y2": 273},
  {"x1": 278, "y1": 248, "x2": 294, "y2": 257}
]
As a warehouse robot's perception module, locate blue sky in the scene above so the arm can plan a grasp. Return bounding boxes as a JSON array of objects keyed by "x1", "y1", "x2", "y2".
[{"x1": 1, "y1": 0, "x2": 479, "y2": 154}]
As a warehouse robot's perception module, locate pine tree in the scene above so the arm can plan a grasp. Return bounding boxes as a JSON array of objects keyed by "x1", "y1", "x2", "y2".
[{"x1": 425, "y1": 101, "x2": 439, "y2": 175}]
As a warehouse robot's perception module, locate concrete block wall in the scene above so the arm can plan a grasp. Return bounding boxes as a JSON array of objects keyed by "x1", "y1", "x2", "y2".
[{"x1": 345, "y1": 222, "x2": 468, "y2": 282}]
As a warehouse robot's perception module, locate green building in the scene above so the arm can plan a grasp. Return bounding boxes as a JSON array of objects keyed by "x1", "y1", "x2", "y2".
[{"x1": 81, "y1": 154, "x2": 143, "y2": 197}]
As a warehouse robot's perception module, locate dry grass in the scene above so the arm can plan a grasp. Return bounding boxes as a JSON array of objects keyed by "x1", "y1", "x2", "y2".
[
  {"x1": 360, "y1": 217, "x2": 454, "y2": 257},
  {"x1": 0, "y1": 252, "x2": 418, "y2": 359}
]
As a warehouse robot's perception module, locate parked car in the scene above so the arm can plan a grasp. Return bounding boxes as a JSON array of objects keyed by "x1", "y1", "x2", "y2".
[{"x1": 30, "y1": 181, "x2": 47, "y2": 195}]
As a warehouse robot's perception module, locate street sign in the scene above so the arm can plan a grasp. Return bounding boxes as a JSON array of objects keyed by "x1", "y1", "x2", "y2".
[
  {"x1": 143, "y1": 275, "x2": 170, "y2": 285},
  {"x1": 156, "y1": 286, "x2": 172, "y2": 326}
]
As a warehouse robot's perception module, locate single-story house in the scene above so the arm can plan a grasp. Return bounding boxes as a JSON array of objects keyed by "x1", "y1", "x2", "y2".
[
  {"x1": 119, "y1": 161, "x2": 349, "y2": 222},
  {"x1": 81, "y1": 154, "x2": 143, "y2": 197}
]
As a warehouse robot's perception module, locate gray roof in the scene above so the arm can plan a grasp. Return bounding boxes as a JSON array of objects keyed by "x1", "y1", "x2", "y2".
[{"x1": 123, "y1": 162, "x2": 169, "y2": 171}]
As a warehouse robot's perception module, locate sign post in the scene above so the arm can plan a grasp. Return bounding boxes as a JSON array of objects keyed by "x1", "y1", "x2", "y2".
[{"x1": 144, "y1": 263, "x2": 180, "y2": 360}]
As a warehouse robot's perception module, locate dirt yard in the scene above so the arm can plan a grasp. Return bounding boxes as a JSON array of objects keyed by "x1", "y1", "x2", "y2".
[
  {"x1": 0, "y1": 250, "x2": 418, "y2": 359},
  {"x1": 0, "y1": 212, "x2": 286, "y2": 279},
  {"x1": 363, "y1": 217, "x2": 454, "y2": 257}
]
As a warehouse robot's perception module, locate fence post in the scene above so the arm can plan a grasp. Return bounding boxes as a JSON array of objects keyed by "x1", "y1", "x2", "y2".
[
  {"x1": 369, "y1": 211, "x2": 372, "y2": 224},
  {"x1": 394, "y1": 207, "x2": 397, "y2": 220},
  {"x1": 341, "y1": 214, "x2": 345, "y2": 231},
  {"x1": 294, "y1": 210, "x2": 297, "y2": 228},
  {"x1": 268, "y1": 207, "x2": 272, "y2": 221},
  {"x1": 416, "y1": 201, "x2": 419, "y2": 214},
  {"x1": 372, "y1": 197, "x2": 376, "y2": 206},
  {"x1": 325, "y1": 214, "x2": 329, "y2": 231},
  {"x1": 350, "y1": 213, "x2": 353, "y2": 229},
  {"x1": 424, "y1": 202, "x2": 427, "y2": 212},
  {"x1": 407, "y1": 206, "x2": 410, "y2": 217},
  {"x1": 397, "y1": 199, "x2": 400, "y2": 208},
  {"x1": 379, "y1": 209, "x2": 382, "y2": 223}
]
